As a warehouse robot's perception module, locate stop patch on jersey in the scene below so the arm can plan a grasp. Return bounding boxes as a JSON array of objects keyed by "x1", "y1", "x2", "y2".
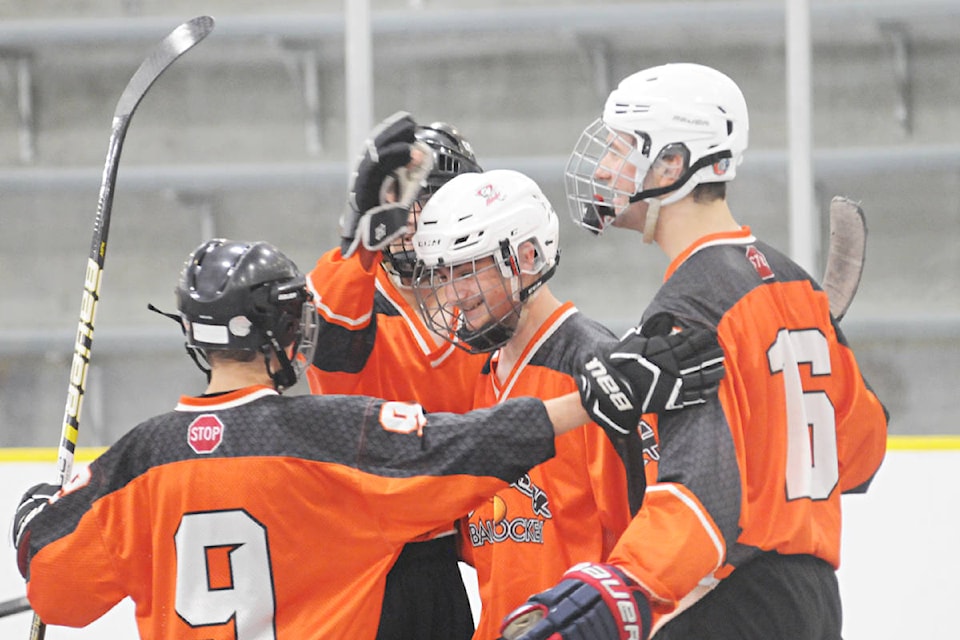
[{"x1": 187, "y1": 414, "x2": 225, "y2": 454}]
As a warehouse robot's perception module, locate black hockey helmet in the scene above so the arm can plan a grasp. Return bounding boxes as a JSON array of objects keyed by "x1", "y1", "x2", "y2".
[
  {"x1": 176, "y1": 239, "x2": 318, "y2": 390},
  {"x1": 383, "y1": 121, "x2": 483, "y2": 285},
  {"x1": 416, "y1": 121, "x2": 482, "y2": 194}
]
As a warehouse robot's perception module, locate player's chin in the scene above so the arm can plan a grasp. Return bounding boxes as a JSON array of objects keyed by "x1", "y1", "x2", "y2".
[{"x1": 612, "y1": 201, "x2": 646, "y2": 229}]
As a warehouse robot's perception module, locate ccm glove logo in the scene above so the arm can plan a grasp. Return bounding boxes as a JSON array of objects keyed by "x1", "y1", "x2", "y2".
[
  {"x1": 583, "y1": 357, "x2": 636, "y2": 413},
  {"x1": 578, "y1": 313, "x2": 725, "y2": 442},
  {"x1": 579, "y1": 353, "x2": 643, "y2": 439}
]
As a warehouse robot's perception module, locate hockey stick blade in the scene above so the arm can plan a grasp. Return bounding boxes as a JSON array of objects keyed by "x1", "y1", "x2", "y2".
[
  {"x1": 822, "y1": 196, "x2": 867, "y2": 322},
  {"x1": 0, "y1": 596, "x2": 31, "y2": 619},
  {"x1": 32, "y1": 16, "x2": 214, "y2": 640}
]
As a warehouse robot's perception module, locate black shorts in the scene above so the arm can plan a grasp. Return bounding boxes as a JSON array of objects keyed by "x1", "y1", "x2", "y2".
[
  {"x1": 375, "y1": 535, "x2": 474, "y2": 640},
  {"x1": 654, "y1": 553, "x2": 842, "y2": 640}
]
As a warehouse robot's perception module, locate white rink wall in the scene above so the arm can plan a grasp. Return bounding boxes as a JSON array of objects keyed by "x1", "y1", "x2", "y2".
[{"x1": 1, "y1": 446, "x2": 958, "y2": 639}]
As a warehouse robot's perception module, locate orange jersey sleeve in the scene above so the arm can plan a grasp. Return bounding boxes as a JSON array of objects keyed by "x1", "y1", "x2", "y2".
[
  {"x1": 305, "y1": 248, "x2": 486, "y2": 414},
  {"x1": 609, "y1": 228, "x2": 888, "y2": 615},
  {"x1": 22, "y1": 388, "x2": 557, "y2": 639},
  {"x1": 463, "y1": 304, "x2": 640, "y2": 640}
]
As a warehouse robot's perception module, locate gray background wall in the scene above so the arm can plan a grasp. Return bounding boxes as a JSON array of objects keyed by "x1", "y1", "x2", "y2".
[{"x1": 0, "y1": 0, "x2": 957, "y2": 446}]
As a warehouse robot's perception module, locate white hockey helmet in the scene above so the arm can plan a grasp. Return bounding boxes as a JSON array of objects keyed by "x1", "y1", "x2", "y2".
[
  {"x1": 565, "y1": 63, "x2": 749, "y2": 234},
  {"x1": 412, "y1": 169, "x2": 560, "y2": 353}
]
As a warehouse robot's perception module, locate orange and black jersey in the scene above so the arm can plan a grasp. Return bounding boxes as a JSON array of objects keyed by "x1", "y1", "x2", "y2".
[
  {"x1": 20, "y1": 386, "x2": 557, "y2": 640},
  {"x1": 306, "y1": 248, "x2": 486, "y2": 413},
  {"x1": 462, "y1": 303, "x2": 644, "y2": 640},
  {"x1": 305, "y1": 248, "x2": 487, "y2": 545},
  {"x1": 608, "y1": 227, "x2": 888, "y2": 618}
]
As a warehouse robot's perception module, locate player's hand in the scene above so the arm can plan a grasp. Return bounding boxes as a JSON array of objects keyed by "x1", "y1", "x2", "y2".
[
  {"x1": 340, "y1": 111, "x2": 434, "y2": 257},
  {"x1": 578, "y1": 312, "x2": 725, "y2": 437},
  {"x1": 498, "y1": 562, "x2": 652, "y2": 640},
  {"x1": 12, "y1": 482, "x2": 59, "y2": 576}
]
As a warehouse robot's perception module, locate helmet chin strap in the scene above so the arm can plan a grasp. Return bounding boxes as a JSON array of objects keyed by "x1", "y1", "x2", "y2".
[
  {"x1": 628, "y1": 149, "x2": 733, "y2": 244},
  {"x1": 641, "y1": 198, "x2": 662, "y2": 244},
  {"x1": 263, "y1": 335, "x2": 297, "y2": 392}
]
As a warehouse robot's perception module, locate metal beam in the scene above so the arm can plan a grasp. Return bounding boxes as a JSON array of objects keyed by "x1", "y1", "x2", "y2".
[
  {"x1": 0, "y1": 146, "x2": 958, "y2": 193},
  {"x1": 3, "y1": 313, "x2": 956, "y2": 357},
  {"x1": 0, "y1": 2, "x2": 957, "y2": 48}
]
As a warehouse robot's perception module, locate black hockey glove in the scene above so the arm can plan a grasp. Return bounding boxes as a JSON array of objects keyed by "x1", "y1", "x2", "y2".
[
  {"x1": 579, "y1": 312, "x2": 725, "y2": 438},
  {"x1": 499, "y1": 562, "x2": 652, "y2": 640},
  {"x1": 12, "y1": 482, "x2": 59, "y2": 577},
  {"x1": 340, "y1": 111, "x2": 434, "y2": 258}
]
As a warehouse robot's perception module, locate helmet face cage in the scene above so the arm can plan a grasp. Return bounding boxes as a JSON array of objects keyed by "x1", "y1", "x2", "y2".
[
  {"x1": 261, "y1": 279, "x2": 319, "y2": 390},
  {"x1": 177, "y1": 239, "x2": 318, "y2": 390},
  {"x1": 381, "y1": 198, "x2": 424, "y2": 286},
  {"x1": 565, "y1": 119, "x2": 653, "y2": 234},
  {"x1": 382, "y1": 122, "x2": 482, "y2": 288},
  {"x1": 413, "y1": 246, "x2": 523, "y2": 354}
]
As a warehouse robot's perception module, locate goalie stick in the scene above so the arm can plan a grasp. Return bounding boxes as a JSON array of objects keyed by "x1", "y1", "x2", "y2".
[
  {"x1": 822, "y1": 196, "x2": 867, "y2": 321},
  {"x1": 28, "y1": 16, "x2": 215, "y2": 640}
]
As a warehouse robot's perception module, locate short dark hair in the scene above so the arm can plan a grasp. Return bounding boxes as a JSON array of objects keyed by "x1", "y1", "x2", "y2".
[
  {"x1": 206, "y1": 349, "x2": 260, "y2": 365},
  {"x1": 692, "y1": 181, "x2": 726, "y2": 203}
]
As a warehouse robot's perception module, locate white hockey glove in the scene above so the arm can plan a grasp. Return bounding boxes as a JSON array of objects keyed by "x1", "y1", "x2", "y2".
[
  {"x1": 499, "y1": 562, "x2": 653, "y2": 640},
  {"x1": 578, "y1": 312, "x2": 725, "y2": 438},
  {"x1": 340, "y1": 111, "x2": 434, "y2": 258}
]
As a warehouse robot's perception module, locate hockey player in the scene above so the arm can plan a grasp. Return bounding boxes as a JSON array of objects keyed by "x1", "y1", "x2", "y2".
[
  {"x1": 500, "y1": 63, "x2": 889, "y2": 640},
  {"x1": 410, "y1": 168, "x2": 721, "y2": 640},
  {"x1": 305, "y1": 112, "x2": 487, "y2": 639},
  {"x1": 12, "y1": 238, "x2": 723, "y2": 639}
]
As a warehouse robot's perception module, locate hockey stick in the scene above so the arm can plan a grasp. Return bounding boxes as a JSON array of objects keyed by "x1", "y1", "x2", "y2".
[
  {"x1": 29, "y1": 16, "x2": 215, "y2": 640},
  {"x1": 822, "y1": 196, "x2": 867, "y2": 321},
  {"x1": 0, "y1": 596, "x2": 31, "y2": 619}
]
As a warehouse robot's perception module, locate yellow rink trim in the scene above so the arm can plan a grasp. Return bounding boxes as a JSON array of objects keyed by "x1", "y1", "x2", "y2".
[
  {"x1": 0, "y1": 436, "x2": 958, "y2": 462},
  {"x1": 886, "y1": 435, "x2": 960, "y2": 450},
  {"x1": 0, "y1": 447, "x2": 108, "y2": 463}
]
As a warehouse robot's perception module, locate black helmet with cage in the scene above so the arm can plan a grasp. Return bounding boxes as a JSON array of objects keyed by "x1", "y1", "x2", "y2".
[
  {"x1": 382, "y1": 121, "x2": 483, "y2": 285},
  {"x1": 415, "y1": 122, "x2": 482, "y2": 194},
  {"x1": 176, "y1": 238, "x2": 318, "y2": 391}
]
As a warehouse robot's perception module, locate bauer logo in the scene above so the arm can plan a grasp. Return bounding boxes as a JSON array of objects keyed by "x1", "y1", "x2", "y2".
[{"x1": 187, "y1": 414, "x2": 225, "y2": 454}]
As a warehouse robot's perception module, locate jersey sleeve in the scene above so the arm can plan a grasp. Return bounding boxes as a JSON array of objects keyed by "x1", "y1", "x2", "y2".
[
  {"x1": 832, "y1": 323, "x2": 888, "y2": 494},
  {"x1": 23, "y1": 455, "x2": 149, "y2": 626},
  {"x1": 305, "y1": 247, "x2": 380, "y2": 389}
]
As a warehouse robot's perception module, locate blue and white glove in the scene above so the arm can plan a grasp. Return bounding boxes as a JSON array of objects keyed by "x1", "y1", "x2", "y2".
[{"x1": 499, "y1": 562, "x2": 653, "y2": 640}]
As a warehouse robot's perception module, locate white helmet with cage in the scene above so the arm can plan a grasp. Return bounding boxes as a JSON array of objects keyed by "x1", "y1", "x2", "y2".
[
  {"x1": 565, "y1": 62, "x2": 749, "y2": 236},
  {"x1": 412, "y1": 169, "x2": 560, "y2": 353}
]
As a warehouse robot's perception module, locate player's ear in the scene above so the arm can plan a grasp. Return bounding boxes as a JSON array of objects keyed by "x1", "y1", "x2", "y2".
[{"x1": 517, "y1": 240, "x2": 539, "y2": 271}]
